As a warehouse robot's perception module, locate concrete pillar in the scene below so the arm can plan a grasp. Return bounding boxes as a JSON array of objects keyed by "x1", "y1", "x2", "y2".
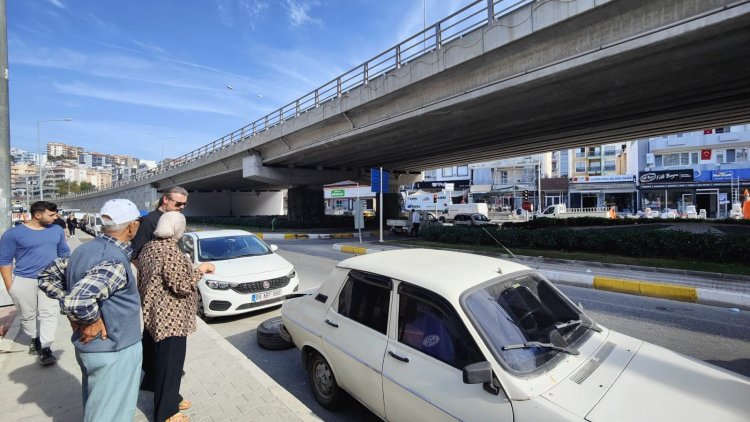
[{"x1": 288, "y1": 186, "x2": 324, "y2": 222}]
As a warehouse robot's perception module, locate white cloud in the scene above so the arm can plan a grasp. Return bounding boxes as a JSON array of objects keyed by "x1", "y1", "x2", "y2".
[
  {"x1": 285, "y1": 0, "x2": 322, "y2": 28},
  {"x1": 217, "y1": 0, "x2": 269, "y2": 28},
  {"x1": 48, "y1": 0, "x2": 65, "y2": 9}
]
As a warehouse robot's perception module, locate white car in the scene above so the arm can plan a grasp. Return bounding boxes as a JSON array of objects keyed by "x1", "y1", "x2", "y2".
[
  {"x1": 179, "y1": 230, "x2": 299, "y2": 320},
  {"x1": 281, "y1": 249, "x2": 750, "y2": 421}
]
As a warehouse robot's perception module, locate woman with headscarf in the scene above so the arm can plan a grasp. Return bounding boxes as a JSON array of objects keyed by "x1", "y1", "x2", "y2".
[{"x1": 137, "y1": 211, "x2": 214, "y2": 422}]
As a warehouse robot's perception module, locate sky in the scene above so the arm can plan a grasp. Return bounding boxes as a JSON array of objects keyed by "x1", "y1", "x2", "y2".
[{"x1": 8, "y1": 0, "x2": 479, "y2": 163}]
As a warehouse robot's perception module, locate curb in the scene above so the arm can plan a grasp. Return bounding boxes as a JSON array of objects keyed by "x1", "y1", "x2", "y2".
[
  {"x1": 332, "y1": 242, "x2": 750, "y2": 311},
  {"x1": 257, "y1": 231, "x2": 377, "y2": 240}
]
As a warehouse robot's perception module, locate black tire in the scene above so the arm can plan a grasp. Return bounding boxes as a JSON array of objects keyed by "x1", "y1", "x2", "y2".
[
  {"x1": 257, "y1": 316, "x2": 295, "y2": 350},
  {"x1": 197, "y1": 295, "x2": 214, "y2": 323},
  {"x1": 308, "y1": 351, "x2": 344, "y2": 409}
]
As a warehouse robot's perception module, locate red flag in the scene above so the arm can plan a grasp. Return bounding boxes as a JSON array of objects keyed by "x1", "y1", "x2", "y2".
[
  {"x1": 701, "y1": 149, "x2": 712, "y2": 160},
  {"x1": 703, "y1": 129, "x2": 713, "y2": 135}
]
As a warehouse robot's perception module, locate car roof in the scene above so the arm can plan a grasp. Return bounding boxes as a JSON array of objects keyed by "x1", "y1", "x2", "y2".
[
  {"x1": 337, "y1": 249, "x2": 529, "y2": 300},
  {"x1": 189, "y1": 229, "x2": 257, "y2": 239}
]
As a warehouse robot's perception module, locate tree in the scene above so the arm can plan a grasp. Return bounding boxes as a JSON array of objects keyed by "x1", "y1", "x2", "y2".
[{"x1": 80, "y1": 181, "x2": 95, "y2": 191}]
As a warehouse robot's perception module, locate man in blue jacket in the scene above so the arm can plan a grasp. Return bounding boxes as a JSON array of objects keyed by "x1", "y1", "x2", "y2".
[
  {"x1": 0, "y1": 201, "x2": 69, "y2": 366},
  {"x1": 40, "y1": 199, "x2": 143, "y2": 422}
]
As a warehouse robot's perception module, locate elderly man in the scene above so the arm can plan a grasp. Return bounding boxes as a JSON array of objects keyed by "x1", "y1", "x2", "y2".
[
  {"x1": 0, "y1": 201, "x2": 69, "y2": 366},
  {"x1": 39, "y1": 199, "x2": 143, "y2": 422}
]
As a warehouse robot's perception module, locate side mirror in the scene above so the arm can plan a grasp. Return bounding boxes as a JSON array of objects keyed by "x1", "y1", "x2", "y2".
[
  {"x1": 463, "y1": 361, "x2": 500, "y2": 395},
  {"x1": 270, "y1": 244, "x2": 279, "y2": 252}
]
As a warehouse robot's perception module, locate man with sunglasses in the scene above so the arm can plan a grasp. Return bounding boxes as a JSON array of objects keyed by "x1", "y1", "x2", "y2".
[{"x1": 129, "y1": 185, "x2": 189, "y2": 393}]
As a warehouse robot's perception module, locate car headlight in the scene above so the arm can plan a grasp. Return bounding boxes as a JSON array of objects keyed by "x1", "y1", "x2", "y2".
[
  {"x1": 206, "y1": 279, "x2": 231, "y2": 290},
  {"x1": 287, "y1": 269, "x2": 297, "y2": 280}
]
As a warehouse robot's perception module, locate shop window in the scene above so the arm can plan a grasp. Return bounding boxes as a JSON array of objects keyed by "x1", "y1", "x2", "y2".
[
  {"x1": 575, "y1": 162, "x2": 586, "y2": 173},
  {"x1": 457, "y1": 166, "x2": 469, "y2": 177}
]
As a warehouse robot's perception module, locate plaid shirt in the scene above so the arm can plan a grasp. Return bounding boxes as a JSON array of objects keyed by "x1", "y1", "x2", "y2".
[{"x1": 38, "y1": 234, "x2": 132, "y2": 324}]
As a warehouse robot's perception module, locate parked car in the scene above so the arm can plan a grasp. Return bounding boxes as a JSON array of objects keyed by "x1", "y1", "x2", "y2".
[
  {"x1": 281, "y1": 249, "x2": 750, "y2": 421},
  {"x1": 452, "y1": 213, "x2": 495, "y2": 226},
  {"x1": 179, "y1": 230, "x2": 300, "y2": 321},
  {"x1": 82, "y1": 213, "x2": 103, "y2": 236}
]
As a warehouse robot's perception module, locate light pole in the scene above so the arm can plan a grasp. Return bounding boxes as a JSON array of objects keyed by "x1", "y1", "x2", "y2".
[
  {"x1": 37, "y1": 118, "x2": 71, "y2": 201},
  {"x1": 147, "y1": 132, "x2": 176, "y2": 162}
]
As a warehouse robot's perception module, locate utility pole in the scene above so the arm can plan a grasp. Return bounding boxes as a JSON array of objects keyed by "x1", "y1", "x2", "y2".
[{"x1": 0, "y1": 0, "x2": 10, "y2": 233}]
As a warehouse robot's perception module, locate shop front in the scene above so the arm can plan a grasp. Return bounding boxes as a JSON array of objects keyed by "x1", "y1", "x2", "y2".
[
  {"x1": 324, "y1": 185, "x2": 376, "y2": 215},
  {"x1": 568, "y1": 175, "x2": 637, "y2": 213}
]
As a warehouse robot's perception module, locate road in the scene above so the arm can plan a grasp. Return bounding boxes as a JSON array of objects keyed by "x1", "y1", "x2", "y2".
[{"x1": 208, "y1": 238, "x2": 750, "y2": 421}]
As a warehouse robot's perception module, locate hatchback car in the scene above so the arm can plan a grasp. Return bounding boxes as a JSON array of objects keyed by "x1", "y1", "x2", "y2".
[
  {"x1": 453, "y1": 212, "x2": 495, "y2": 226},
  {"x1": 281, "y1": 249, "x2": 750, "y2": 421},
  {"x1": 179, "y1": 230, "x2": 300, "y2": 320}
]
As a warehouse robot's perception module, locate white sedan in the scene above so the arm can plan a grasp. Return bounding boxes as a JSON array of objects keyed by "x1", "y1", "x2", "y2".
[
  {"x1": 179, "y1": 230, "x2": 299, "y2": 320},
  {"x1": 281, "y1": 249, "x2": 750, "y2": 421}
]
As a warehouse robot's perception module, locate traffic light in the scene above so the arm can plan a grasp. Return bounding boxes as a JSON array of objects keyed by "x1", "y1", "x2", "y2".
[
  {"x1": 433, "y1": 194, "x2": 438, "y2": 203},
  {"x1": 523, "y1": 190, "x2": 529, "y2": 201}
]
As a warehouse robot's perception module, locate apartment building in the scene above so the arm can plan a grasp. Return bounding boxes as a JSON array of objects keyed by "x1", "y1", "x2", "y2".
[
  {"x1": 567, "y1": 142, "x2": 636, "y2": 211},
  {"x1": 47, "y1": 142, "x2": 83, "y2": 158}
]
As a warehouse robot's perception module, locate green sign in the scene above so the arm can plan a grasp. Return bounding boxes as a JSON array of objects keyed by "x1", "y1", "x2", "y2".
[{"x1": 331, "y1": 189, "x2": 346, "y2": 197}]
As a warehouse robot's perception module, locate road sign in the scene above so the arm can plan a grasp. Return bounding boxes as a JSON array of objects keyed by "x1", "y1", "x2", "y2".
[
  {"x1": 371, "y1": 168, "x2": 390, "y2": 193},
  {"x1": 444, "y1": 183, "x2": 454, "y2": 191},
  {"x1": 522, "y1": 201, "x2": 532, "y2": 211}
]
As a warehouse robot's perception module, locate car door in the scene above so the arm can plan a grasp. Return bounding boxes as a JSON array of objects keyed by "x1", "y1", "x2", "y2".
[
  {"x1": 321, "y1": 270, "x2": 391, "y2": 418},
  {"x1": 382, "y1": 282, "x2": 513, "y2": 422}
]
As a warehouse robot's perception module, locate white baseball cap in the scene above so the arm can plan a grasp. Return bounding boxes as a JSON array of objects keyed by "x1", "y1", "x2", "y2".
[{"x1": 100, "y1": 199, "x2": 141, "y2": 225}]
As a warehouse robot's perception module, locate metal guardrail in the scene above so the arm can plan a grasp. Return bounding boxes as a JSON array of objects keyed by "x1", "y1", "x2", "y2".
[{"x1": 65, "y1": 0, "x2": 535, "y2": 199}]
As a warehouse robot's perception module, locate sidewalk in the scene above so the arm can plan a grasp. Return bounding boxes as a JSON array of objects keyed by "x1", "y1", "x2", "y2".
[
  {"x1": 0, "y1": 313, "x2": 319, "y2": 422},
  {"x1": 332, "y1": 240, "x2": 750, "y2": 311}
]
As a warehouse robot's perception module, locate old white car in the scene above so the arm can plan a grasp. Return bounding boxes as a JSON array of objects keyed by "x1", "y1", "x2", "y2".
[
  {"x1": 179, "y1": 230, "x2": 299, "y2": 320},
  {"x1": 281, "y1": 249, "x2": 750, "y2": 421}
]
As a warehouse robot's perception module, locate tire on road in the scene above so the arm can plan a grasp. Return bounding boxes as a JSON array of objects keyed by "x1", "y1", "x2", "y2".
[
  {"x1": 308, "y1": 351, "x2": 344, "y2": 409},
  {"x1": 257, "y1": 316, "x2": 295, "y2": 350}
]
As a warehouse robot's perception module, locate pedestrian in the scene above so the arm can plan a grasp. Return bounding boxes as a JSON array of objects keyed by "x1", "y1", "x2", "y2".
[
  {"x1": 0, "y1": 201, "x2": 69, "y2": 366},
  {"x1": 137, "y1": 211, "x2": 214, "y2": 422},
  {"x1": 53, "y1": 212, "x2": 70, "y2": 238},
  {"x1": 411, "y1": 209, "x2": 421, "y2": 237},
  {"x1": 38, "y1": 199, "x2": 144, "y2": 422},
  {"x1": 67, "y1": 214, "x2": 78, "y2": 237},
  {"x1": 131, "y1": 185, "x2": 189, "y2": 392}
]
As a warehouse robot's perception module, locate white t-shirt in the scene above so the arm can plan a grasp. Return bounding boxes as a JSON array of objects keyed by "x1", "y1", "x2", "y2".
[{"x1": 411, "y1": 212, "x2": 420, "y2": 223}]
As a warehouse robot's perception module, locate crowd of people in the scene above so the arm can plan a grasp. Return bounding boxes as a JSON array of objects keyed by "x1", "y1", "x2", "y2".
[{"x1": 1, "y1": 186, "x2": 212, "y2": 422}]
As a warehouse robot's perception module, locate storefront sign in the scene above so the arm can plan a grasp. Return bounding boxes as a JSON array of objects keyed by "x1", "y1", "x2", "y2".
[
  {"x1": 570, "y1": 175, "x2": 635, "y2": 183},
  {"x1": 331, "y1": 189, "x2": 345, "y2": 197},
  {"x1": 638, "y1": 170, "x2": 694, "y2": 184},
  {"x1": 414, "y1": 180, "x2": 470, "y2": 189}
]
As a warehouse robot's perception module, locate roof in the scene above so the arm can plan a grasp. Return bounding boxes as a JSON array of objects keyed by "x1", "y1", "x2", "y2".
[
  {"x1": 190, "y1": 229, "x2": 256, "y2": 239},
  {"x1": 337, "y1": 249, "x2": 529, "y2": 300}
]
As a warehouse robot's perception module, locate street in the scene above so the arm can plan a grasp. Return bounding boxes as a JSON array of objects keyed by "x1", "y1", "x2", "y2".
[{"x1": 208, "y1": 238, "x2": 750, "y2": 421}]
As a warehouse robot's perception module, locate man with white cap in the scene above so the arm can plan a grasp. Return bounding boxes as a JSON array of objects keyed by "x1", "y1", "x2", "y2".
[{"x1": 39, "y1": 199, "x2": 143, "y2": 422}]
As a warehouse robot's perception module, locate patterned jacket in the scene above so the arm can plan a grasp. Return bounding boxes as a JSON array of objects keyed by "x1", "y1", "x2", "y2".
[{"x1": 137, "y1": 238, "x2": 202, "y2": 342}]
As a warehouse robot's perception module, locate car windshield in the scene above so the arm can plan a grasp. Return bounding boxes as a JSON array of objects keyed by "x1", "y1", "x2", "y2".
[
  {"x1": 462, "y1": 271, "x2": 597, "y2": 375},
  {"x1": 474, "y1": 214, "x2": 490, "y2": 221},
  {"x1": 197, "y1": 235, "x2": 271, "y2": 261}
]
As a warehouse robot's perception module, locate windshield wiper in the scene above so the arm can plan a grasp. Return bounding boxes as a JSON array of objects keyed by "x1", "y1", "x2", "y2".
[
  {"x1": 502, "y1": 342, "x2": 580, "y2": 355},
  {"x1": 554, "y1": 319, "x2": 602, "y2": 332}
]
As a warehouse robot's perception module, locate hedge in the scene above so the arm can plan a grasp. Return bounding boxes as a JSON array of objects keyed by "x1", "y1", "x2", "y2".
[
  {"x1": 186, "y1": 215, "x2": 379, "y2": 230},
  {"x1": 420, "y1": 225, "x2": 750, "y2": 263},
  {"x1": 502, "y1": 217, "x2": 750, "y2": 229}
]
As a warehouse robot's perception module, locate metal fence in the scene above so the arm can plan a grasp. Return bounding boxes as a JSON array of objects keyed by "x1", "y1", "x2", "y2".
[{"x1": 66, "y1": 0, "x2": 534, "y2": 199}]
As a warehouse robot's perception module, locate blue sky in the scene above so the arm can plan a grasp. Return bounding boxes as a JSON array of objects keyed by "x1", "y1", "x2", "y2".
[{"x1": 8, "y1": 0, "x2": 475, "y2": 162}]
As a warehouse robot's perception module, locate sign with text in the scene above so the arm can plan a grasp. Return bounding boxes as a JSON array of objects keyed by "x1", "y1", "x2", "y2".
[
  {"x1": 371, "y1": 168, "x2": 390, "y2": 193},
  {"x1": 638, "y1": 169, "x2": 694, "y2": 184},
  {"x1": 331, "y1": 189, "x2": 345, "y2": 197}
]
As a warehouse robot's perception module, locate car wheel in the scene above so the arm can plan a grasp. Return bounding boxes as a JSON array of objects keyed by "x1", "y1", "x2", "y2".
[
  {"x1": 257, "y1": 316, "x2": 295, "y2": 350},
  {"x1": 197, "y1": 295, "x2": 213, "y2": 322},
  {"x1": 308, "y1": 351, "x2": 344, "y2": 409},
  {"x1": 439, "y1": 217, "x2": 445, "y2": 223}
]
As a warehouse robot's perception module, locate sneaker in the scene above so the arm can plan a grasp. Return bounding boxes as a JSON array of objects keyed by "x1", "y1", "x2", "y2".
[
  {"x1": 39, "y1": 348, "x2": 57, "y2": 366},
  {"x1": 29, "y1": 338, "x2": 41, "y2": 355}
]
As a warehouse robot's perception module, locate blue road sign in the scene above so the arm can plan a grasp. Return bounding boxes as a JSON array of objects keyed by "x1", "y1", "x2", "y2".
[{"x1": 371, "y1": 168, "x2": 390, "y2": 193}]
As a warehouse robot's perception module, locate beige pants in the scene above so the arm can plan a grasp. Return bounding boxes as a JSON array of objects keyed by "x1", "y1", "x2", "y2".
[{"x1": 8, "y1": 275, "x2": 59, "y2": 349}]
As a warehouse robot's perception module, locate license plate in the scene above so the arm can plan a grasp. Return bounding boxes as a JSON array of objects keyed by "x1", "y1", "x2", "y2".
[{"x1": 251, "y1": 289, "x2": 282, "y2": 303}]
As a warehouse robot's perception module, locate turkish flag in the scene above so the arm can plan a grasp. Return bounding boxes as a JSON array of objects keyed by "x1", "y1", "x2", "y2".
[
  {"x1": 704, "y1": 129, "x2": 713, "y2": 134},
  {"x1": 701, "y1": 149, "x2": 712, "y2": 160}
]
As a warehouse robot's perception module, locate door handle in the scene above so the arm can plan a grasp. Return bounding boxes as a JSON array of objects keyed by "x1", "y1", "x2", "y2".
[
  {"x1": 325, "y1": 319, "x2": 339, "y2": 328},
  {"x1": 388, "y1": 351, "x2": 409, "y2": 363}
]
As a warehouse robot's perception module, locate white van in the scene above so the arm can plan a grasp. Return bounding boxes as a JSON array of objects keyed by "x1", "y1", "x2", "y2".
[
  {"x1": 83, "y1": 213, "x2": 103, "y2": 236},
  {"x1": 438, "y1": 203, "x2": 489, "y2": 222}
]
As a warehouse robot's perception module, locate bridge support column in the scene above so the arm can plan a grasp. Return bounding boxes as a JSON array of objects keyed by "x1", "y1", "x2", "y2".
[{"x1": 287, "y1": 186, "x2": 324, "y2": 222}]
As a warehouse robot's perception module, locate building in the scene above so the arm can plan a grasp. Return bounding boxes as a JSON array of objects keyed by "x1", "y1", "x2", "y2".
[
  {"x1": 47, "y1": 142, "x2": 83, "y2": 159},
  {"x1": 421, "y1": 165, "x2": 472, "y2": 204},
  {"x1": 637, "y1": 124, "x2": 750, "y2": 218},
  {"x1": 567, "y1": 141, "x2": 637, "y2": 211},
  {"x1": 323, "y1": 181, "x2": 375, "y2": 215}
]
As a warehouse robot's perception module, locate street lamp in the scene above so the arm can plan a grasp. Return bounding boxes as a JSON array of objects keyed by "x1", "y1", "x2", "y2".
[
  {"x1": 147, "y1": 132, "x2": 176, "y2": 162},
  {"x1": 37, "y1": 118, "x2": 72, "y2": 201}
]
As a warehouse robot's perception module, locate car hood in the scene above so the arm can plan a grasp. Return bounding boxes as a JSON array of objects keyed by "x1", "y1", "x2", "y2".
[
  {"x1": 205, "y1": 254, "x2": 292, "y2": 279},
  {"x1": 584, "y1": 342, "x2": 750, "y2": 421},
  {"x1": 542, "y1": 331, "x2": 750, "y2": 421}
]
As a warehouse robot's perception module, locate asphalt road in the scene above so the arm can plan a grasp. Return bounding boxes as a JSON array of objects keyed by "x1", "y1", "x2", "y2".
[{"x1": 208, "y1": 239, "x2": 750, "y2": 421}]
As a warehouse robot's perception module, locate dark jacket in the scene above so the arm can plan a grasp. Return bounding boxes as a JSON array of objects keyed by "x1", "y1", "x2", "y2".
[{"x1": 130, "y1": 209, "x2": 163, "y2": 260}]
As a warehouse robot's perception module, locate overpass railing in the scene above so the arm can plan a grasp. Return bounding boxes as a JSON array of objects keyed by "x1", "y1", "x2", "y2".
[{"x1": 65, "y1": 0, "x2": 534, "y2": 199}]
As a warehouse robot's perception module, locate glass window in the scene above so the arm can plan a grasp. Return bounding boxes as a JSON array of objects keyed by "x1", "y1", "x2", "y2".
[
  {"x1": 575, "y1": 148, "x2": 586, "y2": 158},
  {"x1": 500, "y1": 171, "x2": 508, "y2": 184},
  {"x1": 588, "y1": 147, "x2": 601, "y2": 156},
  {"x1": 442, "y1": 167, "x2": 453, "y2": 177},
  {"x1": 338, "y1": 271, "x2": 391, "y2": 335},
  {"x1": 398, "y1": 283, "x2": 483, "y2": 369},
  {"x1": 589, "y1": 161, "x2": 601, "y2": 172},
  {"x1": 457, "y1": 166, "x2": 469, "y2": 177},
  {"x1": 737, "y1": 149, "x2": 749, "y2": 163},
  {"x1": 604, "y1": 160, "x2": 616, "y2": 172},
  {"x1": 690, "y1": 152, "x2": 699, "y2": 164},
  {"x1": 575, "y1": 162, "x2": 586, "y2": 173},
  {"x1": 726, "y1": 149, "x2": 736, "y2": 163},
  {"x1": 178, "y1": 236, "x2": 196, "y2": 261},
  {"x1": 604, "y1": 146, "x2": 616, "y2": 156}
]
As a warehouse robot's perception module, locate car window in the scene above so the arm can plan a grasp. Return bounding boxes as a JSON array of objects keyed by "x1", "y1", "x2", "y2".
[
  {"x1": 197, "y1": 235, "x2": 270, "y2": 261},
  {"x1": 178, "y1": 236, "x2": 195, "y2": 261},
  {"x1": 338, "y1": 270, "x2": 392, "y2": 335},
  {"x1": 397, "y1": 283, "x2": 484, "y2": 370}
]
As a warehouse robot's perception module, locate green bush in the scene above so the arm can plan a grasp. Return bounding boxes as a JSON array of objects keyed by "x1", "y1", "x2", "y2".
[{"x1": 186, "y1": 215, "x2": 379, "y2": 230}]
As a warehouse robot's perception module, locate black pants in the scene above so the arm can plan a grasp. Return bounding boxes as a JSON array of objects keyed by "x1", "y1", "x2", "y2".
[
  {"x1": 411, "y1": 223, "x2": 420, "y2": 236},
  {"x1": 68, "y1": 226, "x2": 76, "y2": 235},
  {"x1": 142, "y1": 330, "x2": 186, "y2": 422}
]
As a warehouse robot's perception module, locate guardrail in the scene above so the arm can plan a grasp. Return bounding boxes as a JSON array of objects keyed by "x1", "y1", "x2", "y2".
[{"x1": 64, "y1": 0, "x2": 534, "y2": 199}]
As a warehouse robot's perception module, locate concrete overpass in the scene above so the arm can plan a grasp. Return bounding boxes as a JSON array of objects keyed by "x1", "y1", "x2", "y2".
[{"x1": 58, "y1": 0, "x2": 750, "y2": 216}]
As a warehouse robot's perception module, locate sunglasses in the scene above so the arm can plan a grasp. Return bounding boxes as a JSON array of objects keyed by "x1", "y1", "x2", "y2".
[{"x1": 168, "y1": 197, "x2": 188, "y2": 207}]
